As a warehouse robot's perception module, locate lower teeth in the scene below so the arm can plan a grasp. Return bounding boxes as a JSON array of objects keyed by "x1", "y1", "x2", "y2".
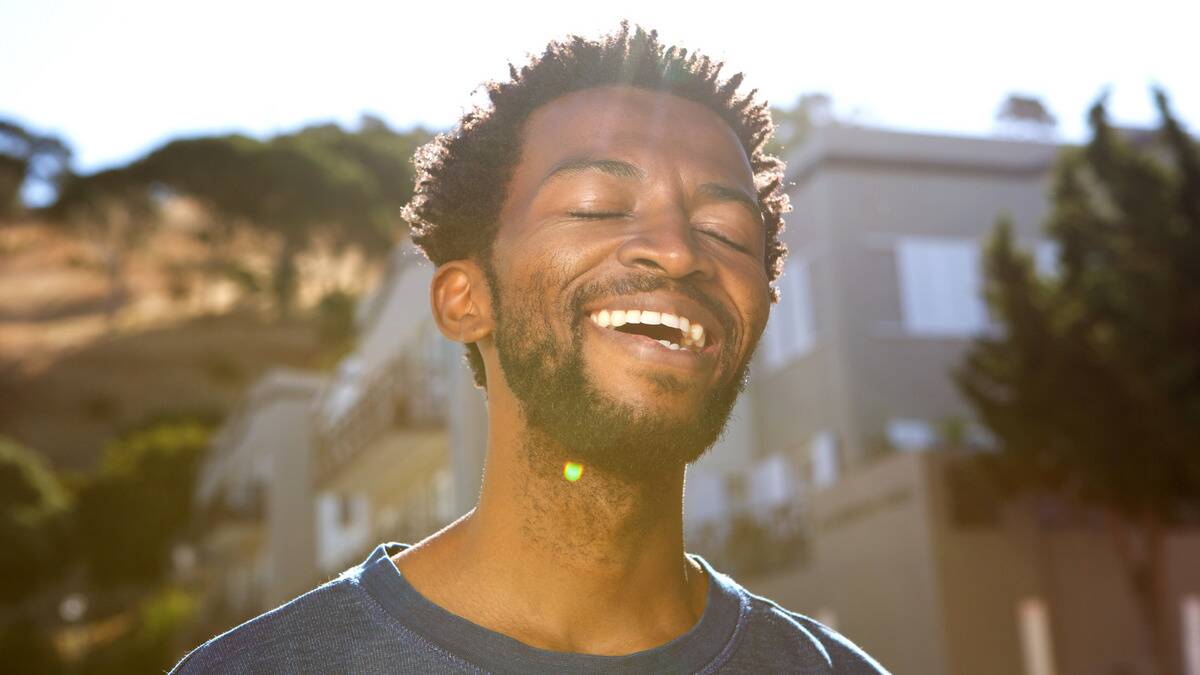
[{"x1": 658, "y1": 340, "x2": 681, "y2": 350}]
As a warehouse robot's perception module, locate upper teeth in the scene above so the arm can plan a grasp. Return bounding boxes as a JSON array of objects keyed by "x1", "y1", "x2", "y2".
[{"x1": 588, "y1": 309, "x2": 706, "y2": 350}]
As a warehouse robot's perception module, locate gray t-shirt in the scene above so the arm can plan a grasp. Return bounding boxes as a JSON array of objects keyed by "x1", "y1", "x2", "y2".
[{"x1": 173, "y1": 543, "x2": 888, "y2": 673}]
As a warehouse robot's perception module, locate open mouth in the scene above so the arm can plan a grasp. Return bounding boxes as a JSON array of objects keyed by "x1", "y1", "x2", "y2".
[{"x1": 587, "y1": 309, "x2": 706, "y2": 352}]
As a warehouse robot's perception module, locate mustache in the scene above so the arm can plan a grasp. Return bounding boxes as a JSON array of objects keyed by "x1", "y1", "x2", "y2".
[{"x1": 570, "y1": 272, "x2": 737, "y2": 342}]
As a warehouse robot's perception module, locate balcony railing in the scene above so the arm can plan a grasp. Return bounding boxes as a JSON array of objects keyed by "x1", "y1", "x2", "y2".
[{"x1": 315, "y1": 355, "x2": 446, "y2": 481}]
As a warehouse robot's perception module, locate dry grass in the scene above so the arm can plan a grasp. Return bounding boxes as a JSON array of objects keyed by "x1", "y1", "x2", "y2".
[
  {"x1": 0, "y1": 310, "x2": 328, "y2": 470},
  {"x1": 0, "y1": 213, "x2": 381, "y2": 470}
]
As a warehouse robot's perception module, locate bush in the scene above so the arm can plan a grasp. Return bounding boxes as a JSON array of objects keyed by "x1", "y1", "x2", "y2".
[
  {"x1": 75, "y1": 419, "x2": 212, "y2": 587},
  {"x1": 0, "y1": 436, "x2": 70, "y2": 603},
  {"x1": 79, "y1": 588, "x2": 198, "y2": 675}
]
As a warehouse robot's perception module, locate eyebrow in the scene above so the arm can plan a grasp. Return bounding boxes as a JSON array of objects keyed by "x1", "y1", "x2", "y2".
[{"x1": 539, "y1": 157, "x2": 646, "y2": 186}]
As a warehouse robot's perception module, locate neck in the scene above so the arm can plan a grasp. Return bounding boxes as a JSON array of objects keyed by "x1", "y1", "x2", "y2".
[
  {"x1": 393, "y1": 392, "x2": 707, "y2": 655},
  {"x1": 480, "y1": 423, "x2": 686, "y2": 577}
]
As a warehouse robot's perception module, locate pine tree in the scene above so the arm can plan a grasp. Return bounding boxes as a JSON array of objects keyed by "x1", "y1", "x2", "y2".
[{"x1": 956, "y1": 89, "x2": 1200, "y2": 675}]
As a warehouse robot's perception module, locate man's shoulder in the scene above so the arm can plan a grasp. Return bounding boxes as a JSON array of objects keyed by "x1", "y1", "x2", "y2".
[
  {"x1": 171, "y1": 573, "x2": 376, "y2": 674},
  {"x1": 728, "y1": 582, "x2": 890, "y2": 674}
]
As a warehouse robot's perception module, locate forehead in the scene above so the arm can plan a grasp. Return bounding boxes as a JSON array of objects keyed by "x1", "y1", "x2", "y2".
[{"x1": 516, "y1": 86, "x2": 755, "y2": 185}]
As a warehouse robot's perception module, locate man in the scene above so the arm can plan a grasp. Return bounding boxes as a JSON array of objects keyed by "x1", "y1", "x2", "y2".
[{"x1": 174, "y1": 25, "x2": 888, "y2": 674}]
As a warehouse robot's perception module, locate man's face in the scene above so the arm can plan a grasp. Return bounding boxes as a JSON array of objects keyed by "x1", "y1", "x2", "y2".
[{"x1": 486, "y1": 85, "x2": 772, "y2": 480}]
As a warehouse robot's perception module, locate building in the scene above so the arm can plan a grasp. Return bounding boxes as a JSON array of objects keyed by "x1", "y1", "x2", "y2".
[
  {"x1": 309, "y1": 248, "x2": 484, "y2": 575},
  {"x1": 194, "y1": 368, "x2": 326, "y2": 619}
]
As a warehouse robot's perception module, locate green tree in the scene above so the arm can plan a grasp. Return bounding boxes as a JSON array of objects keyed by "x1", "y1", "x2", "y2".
[
  {"x1": 956, "y1": 89, "x2": 1200, "y2": 674},
  {"x1": 131, "y1": 119, "x2": 428, "y2": 313},
  {"x1": 75, "y1": 418, "x2": 213, "y2": 587},
  {"x1": 78, "y1": 587, "x2": 198, "y2": 675},
  {"x1": 0, "y1": 617, "x2": 61, "y2": 675},
  {"x1": 0, "y1": 436, "x2": 70, "y2": 604},
  {"x1": 48, "y1": 118, "x2": 428, "y2": 313},
  {"x1": 0, "y1": 118, "x2": 72, "y2": 217},
  {"x1": 50, "y1": 167, "x2": 159, "y2": 320},
  {"x1": 314, "y1": 288, "x2": 359, "y2": 367}
]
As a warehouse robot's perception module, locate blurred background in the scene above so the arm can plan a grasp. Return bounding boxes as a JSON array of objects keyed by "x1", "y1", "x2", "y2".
[{"x1": 1, "y1": 1, "x2": 1197, "y2": 673}]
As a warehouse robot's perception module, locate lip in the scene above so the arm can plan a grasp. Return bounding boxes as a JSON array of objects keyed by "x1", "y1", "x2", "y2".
[
  {"x1": 583, "y1": 318, "x2": 717, "y2": 371},
  {"x1": 580, "y1": 293, "x2": 726, "y2": 351}
]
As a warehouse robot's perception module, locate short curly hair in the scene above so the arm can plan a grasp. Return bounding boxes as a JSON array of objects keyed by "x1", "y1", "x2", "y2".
[{"x1": 403, "y1": 23, "x2": 789, "y2": 388}]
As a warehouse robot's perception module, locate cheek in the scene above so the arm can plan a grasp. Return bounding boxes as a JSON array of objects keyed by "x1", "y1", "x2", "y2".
[
  {"x1": 734, "y1": 273, "x2": 773, "y2": 348},
  {"x1": 495, "y1": 247, "x2": 586, "y2": 333}
]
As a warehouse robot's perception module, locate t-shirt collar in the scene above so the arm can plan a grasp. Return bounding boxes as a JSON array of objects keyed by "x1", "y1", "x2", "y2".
[{"x1": 354, "y1": 542, "x2": 748, "y2": 674}]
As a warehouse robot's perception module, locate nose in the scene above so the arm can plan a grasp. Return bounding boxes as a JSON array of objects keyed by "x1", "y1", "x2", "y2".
[{"x1": 615, "y1": 213, "x2": 716, "y2": 281}]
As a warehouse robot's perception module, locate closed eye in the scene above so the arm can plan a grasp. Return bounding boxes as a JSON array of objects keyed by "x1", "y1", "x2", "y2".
[{"x1": 700, "y1": 229, "x2": 750, "y2": 254}]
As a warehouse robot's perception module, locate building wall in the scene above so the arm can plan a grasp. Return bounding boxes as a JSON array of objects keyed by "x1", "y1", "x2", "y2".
[
  {"x1": 197, "y1": 369, "x2": 324, "y2": 614},
  {"x1": 248, "y1": 391, "x2": 321, "y2": 606},
  {"x1": 447, "y1": 345, "x2": 488, "y2": 516},
  {"x1": 316, "y1": 428, "x2": 452, "y2": 573},
  {"x1": 744, "y1": 452, "x2": 950, "y2": 675},
  {"x1": 751, "y1": 170, "x2": 850, "y2": 474},
  {"x1": 823, "y1": 163, "x2": 1051, "y2": 463},
  {"x1": 357, "y1": 256, "x2": 435, "y2": 374}
]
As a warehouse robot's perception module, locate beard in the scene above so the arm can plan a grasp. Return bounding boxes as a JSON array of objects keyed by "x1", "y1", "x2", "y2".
[{"x1": 487, "y1": 262, "x2": 755, "y2": 483}]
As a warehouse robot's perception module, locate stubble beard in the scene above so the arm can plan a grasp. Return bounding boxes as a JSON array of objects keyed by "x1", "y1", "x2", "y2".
[{"x1": 487, "y1": 263, "x2": 754, "y2": 484}]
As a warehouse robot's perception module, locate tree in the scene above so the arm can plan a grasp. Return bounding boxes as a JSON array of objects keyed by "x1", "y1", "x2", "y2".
[
  {"x1": 995, "y1": 93, "x2": 1058, "y2": 140},
  {"x1": 130, "y1": 119, "x2": 428, "y2": 313},
  {"x1": 77, "y1": 587, "x2": 198, "y2": 675},
  {"x1": 50, "y1": 167, "x2": 159, "y2": 320},
  {"x1": 956, "y1": 88, "x2": 1200, "y2": 675},
  {"x1": 0, "y1": 119, "x2": 72, "y2": 217},
  {"x1": 47, "y1": 118, "x2": 428, "y2": 314},
  {"x1": 0, "y1": 436, "x2": 70, "y2": 604},
  {"x1": 766, "y1": 93, "x2": 833, "y2": 157},
  {"x1": 75, "y1": 418, "x2": 213, "y2": 587}
]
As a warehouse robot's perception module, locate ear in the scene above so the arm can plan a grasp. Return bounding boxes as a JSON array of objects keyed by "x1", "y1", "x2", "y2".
[{"x1": 430, "y1": 260, "x2": 493, "y2": 345}]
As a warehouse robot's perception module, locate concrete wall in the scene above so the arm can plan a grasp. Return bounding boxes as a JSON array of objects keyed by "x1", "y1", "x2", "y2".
[
  {"x1": 824, "y1": 163, "x2": 1051, "y2": 464},
  {"x1": 750, "y1": 169, "x2": 854, "y2": 475},
  {"x1": 447, "y1": 347, "x2": 488, "y2": 516},
  {"x1": 737, "y1": 448, "x2": 1200, "y2": 675},
  {"x1": 253, "y1": 391, "x2": 322, "y2": 605},
  {"x1": 199, "y1": 369, "x2": 325, "y2": 609},
  {"x1": 744, "y1": 452, "x2": 950, "y2": 675},
  {"x1": 770, "y1": 127, "x2": 1061, "y2": 467},
  {"x1": 357, "y1": 255, "x2": 435, "y2": 374}
]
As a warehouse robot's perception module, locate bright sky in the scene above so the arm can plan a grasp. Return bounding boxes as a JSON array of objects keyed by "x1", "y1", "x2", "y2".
[{"x1": 2, "y1": 0, "x2": 1195, "y2": 172}]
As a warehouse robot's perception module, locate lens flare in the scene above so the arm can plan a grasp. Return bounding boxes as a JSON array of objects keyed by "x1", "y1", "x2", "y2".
[{"x1": 563, "y1": 461, "x2": 584, "y2": 482}]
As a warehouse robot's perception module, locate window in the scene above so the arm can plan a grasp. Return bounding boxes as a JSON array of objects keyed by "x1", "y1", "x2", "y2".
[
  {"x1": 811, "y1": 431, "x2": 839, "y2": 488},
  {"x1": 748, "y1": 454, "x2": 793, "y2": 512},
  {"x1": 762, "y1": 256, "x2": 816, "y2": 370},
  {"x1": 895, "y1": 237, "x2": 988, "y2": 337},
  {"x1": 887, "y1": 418, "x2": 937, "y2": 452}
]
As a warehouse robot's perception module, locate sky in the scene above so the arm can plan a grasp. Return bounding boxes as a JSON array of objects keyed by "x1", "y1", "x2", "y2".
[{"x1": 2, "y1": 0, "x2": 1196, "y2": 173}]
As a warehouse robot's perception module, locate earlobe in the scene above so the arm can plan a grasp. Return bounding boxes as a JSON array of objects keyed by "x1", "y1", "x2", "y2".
[{"x1": 430, "y1": 260, "x2": 493, "y2": 345}]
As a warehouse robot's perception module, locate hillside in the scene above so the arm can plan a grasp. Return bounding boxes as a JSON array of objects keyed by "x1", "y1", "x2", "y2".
[{"x1": 0, "y1": 217, "x2": 376, "y2": 470}]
